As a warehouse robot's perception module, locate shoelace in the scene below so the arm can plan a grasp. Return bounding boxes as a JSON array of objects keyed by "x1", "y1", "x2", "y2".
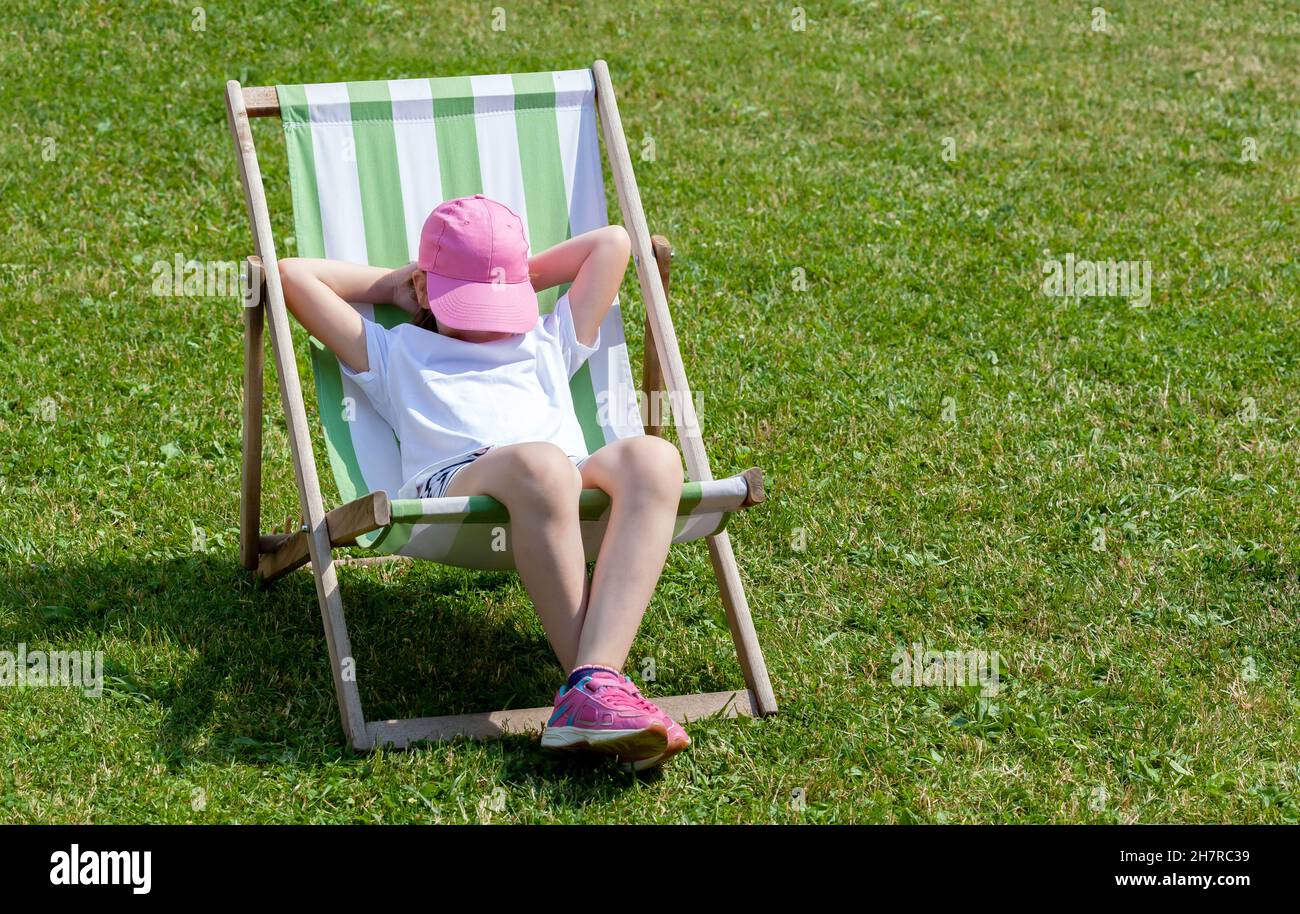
[{"x1": 585, "y1": 676, "x2": 660, "y2": 715}]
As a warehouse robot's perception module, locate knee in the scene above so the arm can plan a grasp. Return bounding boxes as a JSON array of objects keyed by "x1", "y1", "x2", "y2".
[
  {"x1": 609, "y1": 436, "x2": 683, "y2": 500},
  {"x1": 499, "y1": 443, "x2": 581, "y2": 511}
]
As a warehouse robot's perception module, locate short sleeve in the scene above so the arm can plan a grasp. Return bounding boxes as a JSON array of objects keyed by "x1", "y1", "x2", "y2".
[
  {"x1": 338, "y1": 317, "x2": 396, "y2": 428},
  {"x1": 549, "y1": 291, "x2": 601, "y2": 379}
]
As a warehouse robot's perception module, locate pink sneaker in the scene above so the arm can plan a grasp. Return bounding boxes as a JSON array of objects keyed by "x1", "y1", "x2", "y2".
[
  {"x1": 541, "y1": 671, "x2": 669, "y2": 758},
  {"x1": 617, "y1": 682, "x2": 691, "y2": 772}
]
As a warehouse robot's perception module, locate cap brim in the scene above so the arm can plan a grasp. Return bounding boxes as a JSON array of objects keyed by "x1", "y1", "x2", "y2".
[{"x1": 424, "y1": 272, "x2": 539, "y2": 334}]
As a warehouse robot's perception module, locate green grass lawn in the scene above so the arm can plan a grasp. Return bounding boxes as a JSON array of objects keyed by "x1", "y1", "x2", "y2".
[{"x1": 2, "y1": 0, "x2": 1298, "y2": 823}]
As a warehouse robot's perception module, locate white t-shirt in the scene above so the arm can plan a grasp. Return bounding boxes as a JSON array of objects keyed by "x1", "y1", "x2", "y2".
[{"x1": 341, "y1": 292, "x2": 599, "y2": 496}]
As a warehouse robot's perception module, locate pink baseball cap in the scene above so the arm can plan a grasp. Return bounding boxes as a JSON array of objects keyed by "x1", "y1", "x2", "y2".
[{"x1": 417, "y1": 195, "x2": 538, "y2": 333}]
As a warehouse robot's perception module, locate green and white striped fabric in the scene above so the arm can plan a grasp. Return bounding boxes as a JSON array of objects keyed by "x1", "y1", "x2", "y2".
[{"x1": 277, "y1": 69, "x2": 745, "y2": 568}]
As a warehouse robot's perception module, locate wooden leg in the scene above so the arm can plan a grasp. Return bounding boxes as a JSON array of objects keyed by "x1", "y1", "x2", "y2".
[
  {"x1": 647, "y1": 245, "x2": 774, "y2": 712},
  {"x1": 644, "y1": 235, "x2": 671, "y2": 437},
  {"x1": 226, "y1": 81, "x2": 370, "y2": 750},
  {"x1": 707, "y1": 531, "x2": 778, "y2": 715},
  {"x1": 595, "y1": 62, "x2": 778, "y2": 719},
  {"x1": 240, "y1": 257, "x2": 266, "y2": 571}
]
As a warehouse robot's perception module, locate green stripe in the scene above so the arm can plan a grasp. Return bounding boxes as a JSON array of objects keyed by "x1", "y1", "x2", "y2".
[
  {"x1": 280, "y1": 84, "x2": 370, "y2": 506},
  {"x1": 430, "y1": 76, "x2": 482, "y2": 199},
  {"x1": 346, "y1": 81, "x2": 410, "y2": 331},
  {"x1": 569, "y1": 362, "x2": 604, "y2": 454},
  {"x1": 512, "y1": 72, "x2": 570, "y2": 315},
  {"x1": 278, "y1": 84, "x2": 324, "y2": 258},
  {"x1": 342, "y1": 79, "x2": 399, "y2": 121},
  {"x1": 508, "y1": 73, "x2": 606, "y2": 449},
  {"x1": 678, "y1": 481, "x2": 704, "y2": 511},
  {"x1": 672, "y1": 481, "x2": 705, "y2": 538},
  {"x1": 311, "y1": 351, "x2": 374, "y2": 505},
  {"x1": 347, "y1": 82, "x2": 408, "y2": 270}
]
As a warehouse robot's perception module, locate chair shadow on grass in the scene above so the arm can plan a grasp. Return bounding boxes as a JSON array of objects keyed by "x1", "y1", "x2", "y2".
[{"x1": 1, "y1": 551, "x2": 651, "y2": 789}]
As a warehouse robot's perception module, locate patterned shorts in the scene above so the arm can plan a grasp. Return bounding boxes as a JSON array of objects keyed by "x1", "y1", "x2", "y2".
[{"x1": 406, "y1": 446, "x2": 591, "y2": 500}]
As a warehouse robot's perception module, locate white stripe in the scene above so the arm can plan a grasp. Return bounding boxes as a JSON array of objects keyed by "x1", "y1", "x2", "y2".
[
  {"x1": 306, "y1": 83, "x2": 405, "y2": 496},
  {"x1": 553, "y1": 69, "x2": 596, "y2": 223},
  {"x1": 304, "y1": 83, "x2": 368, "y2": 264},
  {"x1": 469, "y1": 74, "x2": 530, "y2": 245},
  {"x1": 552, "y1": 68, "x2": 595, "y2": 110},
  {"x1": 342, "y1": 365, "x2": 405, "y2": 495},
  {"x1": 672, "y1": 512, "x2": 726, "y2": 544},
  {"x1": 338, "y1": 307, "x2": 405, "y2": 495},
  {"x1": 387, "y1": 79, "x2": 444, "y2": 262},
  {"x1": 553, "y1": 71, "x2": 640, "y2": 443},
  {"x1": 595, "y1": 336, "x2": 641, "y2": 439}
]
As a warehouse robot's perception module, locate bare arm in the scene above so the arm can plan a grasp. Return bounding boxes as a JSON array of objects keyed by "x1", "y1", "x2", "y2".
[
  {"x1": 278, "y1": 259, "x2": 419, "y2": 372},
  {"x1": 527, "y1": 225, "x2": 631, "y2": 346}
]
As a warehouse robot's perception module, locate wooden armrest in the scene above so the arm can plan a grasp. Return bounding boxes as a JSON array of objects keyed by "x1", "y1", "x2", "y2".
[
  {"x1": 258, "y1": 492, "x2": 391, "y2": 584},
  {"x1": 243, "y1": 255, "x2": 265, "y2": 308}
]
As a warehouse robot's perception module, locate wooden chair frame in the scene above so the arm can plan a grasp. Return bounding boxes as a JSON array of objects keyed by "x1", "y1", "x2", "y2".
[{"x1": 224, "y1": 60, "x2": 777, "y2": 750}]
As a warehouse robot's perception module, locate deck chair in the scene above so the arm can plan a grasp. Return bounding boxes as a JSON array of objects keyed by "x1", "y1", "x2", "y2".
[{"x1": 224, "y1": 61, "x2": 776, "y2": 750}]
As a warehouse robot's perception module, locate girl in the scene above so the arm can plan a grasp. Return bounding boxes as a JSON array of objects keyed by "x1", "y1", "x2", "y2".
[{"x1": 278, "y1": 194, "x2": 688, "y2": 771}]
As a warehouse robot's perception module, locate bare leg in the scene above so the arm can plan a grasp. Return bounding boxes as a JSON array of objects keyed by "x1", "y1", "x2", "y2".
[
  {"x1": 573, "y1": 436, "x2": 683, "y2": 670},
  {"x1": 443, "y1": 442, "x2": 588, "y2": 670}
]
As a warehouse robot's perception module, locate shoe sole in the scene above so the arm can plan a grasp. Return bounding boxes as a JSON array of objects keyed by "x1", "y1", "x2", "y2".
[
  {"x1": 541, "y1": 723, "x2": 669, "y2": 757},
  {"x1": 619, "y1": 735, "x2": 691, "y2": 773}
]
